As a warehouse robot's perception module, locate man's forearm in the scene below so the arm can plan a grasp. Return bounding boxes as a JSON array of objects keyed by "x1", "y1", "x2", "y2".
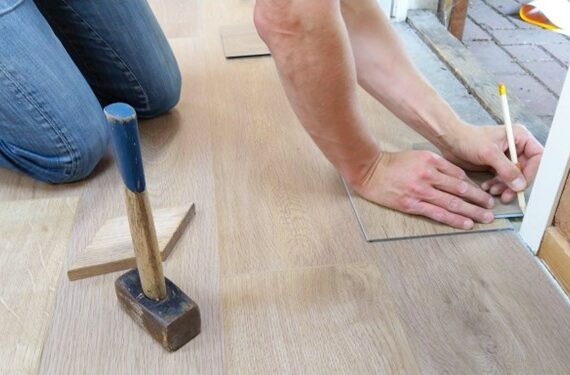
[
  {"x1": 254, "y1": 0, "x2": 380, "y2": 186},
  {"x1": 341, "y1": 0, "x2": 465, "y2": 151}
]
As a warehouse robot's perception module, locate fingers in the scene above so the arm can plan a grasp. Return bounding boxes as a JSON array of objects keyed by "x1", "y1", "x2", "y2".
[
  {"x1": 514, "y1": 124, "x2": 543, "y2": 185},
  {"x1": 410, "y1": 201, "x2": 475, "y2": 229},
  {"x1": 424, "y1": 188, "x2": 495, "y2": 225},
  {"x1": 501, "y1": 189, "x2": 516, "y2": 204},
  {"x1": 433, "y1": 155, "x2": 468, "y2": 180},
  {"x1": 481, "y1": 176, "x2": 500, "y2": 191},
  {"x1": 481, "y1": 144, "x2": 527, "y2": 192},
  {"x1": 431, "y1": 173, "x2": 495, "y2": 209}
]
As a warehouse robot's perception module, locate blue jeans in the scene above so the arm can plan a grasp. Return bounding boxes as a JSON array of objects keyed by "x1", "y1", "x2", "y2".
[{"x1": 0, "y1": 0, "x2": 181, "y2": 183}]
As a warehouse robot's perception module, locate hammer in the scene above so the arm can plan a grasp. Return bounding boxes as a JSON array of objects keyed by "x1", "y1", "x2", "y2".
[{"x1": 104, "y1": 103, "x2": 201, "y2": 351}]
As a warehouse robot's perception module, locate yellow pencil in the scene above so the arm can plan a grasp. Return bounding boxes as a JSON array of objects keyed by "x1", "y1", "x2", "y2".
[{"x1": 498, "y1": 83, "x2": 526, "y2": 213}]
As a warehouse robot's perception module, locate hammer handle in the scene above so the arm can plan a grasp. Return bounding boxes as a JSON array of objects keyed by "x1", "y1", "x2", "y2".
[
  {"x1": 104, "y1": 103, "x2": 167, "y2": 300},
  {"x1": 124, "y1": 189, "x2": 167, "y2": 300}
]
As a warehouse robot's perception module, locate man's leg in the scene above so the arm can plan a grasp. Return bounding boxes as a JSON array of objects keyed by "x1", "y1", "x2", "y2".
[
  {"x1": 0, "y1": 0, "x2": 108, "y2": 183},
  {"x1": 34, "y1": 0, "x2": 181, "y2": 118}
]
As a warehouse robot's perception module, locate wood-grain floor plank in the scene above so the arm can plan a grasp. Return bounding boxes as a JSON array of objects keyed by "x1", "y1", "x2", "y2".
[
  {"x1": 222, "y1": 263, "x2": 420, "y2": 375},
  {"x1": 0, "y1": 197, "x2": 79, "y2": 375},
  {"x1": 205, "y1": 35, "x2": 370, "y2": 277},
  {"x1": 372, "y1": 231, "x2": 570, "y2": 374}
]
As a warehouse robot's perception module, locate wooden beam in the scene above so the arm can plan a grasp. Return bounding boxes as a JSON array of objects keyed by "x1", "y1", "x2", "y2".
[
  {"x1": 555, "y1": 175, "x2": 570, "y2": 240},
  {"x1": 448, "y1": 0, "x2": 469, "y2": 40},
  {"x1": 437, "y1": 0, "x2": 470, "y2": 40},
  {"x1": 539, "y1": 227, "x2": 570, "y2": 295},
  {"x1": 67, "y1": 204, "x2": 195, "y2": 281}
]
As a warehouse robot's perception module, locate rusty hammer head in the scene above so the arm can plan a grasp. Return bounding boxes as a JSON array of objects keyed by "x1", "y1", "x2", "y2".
[
  {"x1": 105, "y1": 103, "x2": 201, "y2": 351},
  {"x1": 115, "y1": 269, "x2": 201, "y2": 351}
]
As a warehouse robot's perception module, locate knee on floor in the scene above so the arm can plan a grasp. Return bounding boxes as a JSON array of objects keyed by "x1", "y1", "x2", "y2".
[
  {"x1": 131, "y1": 64, "x2": 182, "y2": 119},
  {"x1": 0, "y1": 115, "x2": 109, "y2": 184}
]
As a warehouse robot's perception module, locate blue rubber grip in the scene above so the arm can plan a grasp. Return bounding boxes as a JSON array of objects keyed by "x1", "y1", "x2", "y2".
[{"x1": 104, "y1": 103, "x2": 146, "y2": 192}]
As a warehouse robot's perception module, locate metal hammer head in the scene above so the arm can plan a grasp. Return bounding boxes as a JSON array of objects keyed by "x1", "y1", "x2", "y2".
[{"x1": 115, "y1": 269, "x2": 201, "y2": 351}]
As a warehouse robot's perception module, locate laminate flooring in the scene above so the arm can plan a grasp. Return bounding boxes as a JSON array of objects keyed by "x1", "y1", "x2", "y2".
[
  {"x1": 0, "y1": 0, "x2": 566, "y2": 373},
  {"x1": 0, "y1": 198, "x2": 79, "y2": 375}
]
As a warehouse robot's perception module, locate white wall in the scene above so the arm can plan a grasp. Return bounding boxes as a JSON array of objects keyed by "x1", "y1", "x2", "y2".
[
  {"x1": 407, "y1": 0, "x2": 438, "y2": 10},
  {"x1": 389, "y1": 0, "x2": 437, "y2": 21}
]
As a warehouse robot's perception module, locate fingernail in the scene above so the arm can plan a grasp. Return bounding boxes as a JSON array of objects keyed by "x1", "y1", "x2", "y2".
[
  {"x1": 511, "y1": 176, "x2": 526, "y2": 191},
  {"x1": 488, "y1": 197, "x2": 495, "y2": 208},
  {"x1": 463, "y1": 219, "x2": 474, "y2": 229},
  {"x1": 481, "y1": 182, "x2": 489, "y2": 190},
  {"x1": 490, "y1": 185, "x2": 501, "y2": 195},
  {"x1": 484, "y1": 212, "x2": 494, "y2": 223}
]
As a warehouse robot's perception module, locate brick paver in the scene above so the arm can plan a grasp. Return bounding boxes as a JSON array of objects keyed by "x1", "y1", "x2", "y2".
[
  {"x1": 503, "y1": 44, "x2": 553, "y2": 62},
  {"x1": 465, "y1": 40, "x2": 526, "y2": 75},
  {"x1": 542, "y1": 44, "x2": 570, "y2": 67},
  {"x1": 463, "y1": 0, "x2": 569, "y2": 129}
]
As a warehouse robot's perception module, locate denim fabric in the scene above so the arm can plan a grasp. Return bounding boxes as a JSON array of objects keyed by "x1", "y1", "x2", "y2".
[{"x1": 0, "y1": 0, "x2": 181, "y2": 183}]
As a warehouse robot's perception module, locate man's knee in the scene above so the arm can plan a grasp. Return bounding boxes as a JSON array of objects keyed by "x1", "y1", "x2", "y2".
[
  {"x1": 136, "y1": 65, "x2": 182, "y2": 119},
  {"x1": 254, "y1": 0, "x2": 295, "y2": 44},
  {"x1": 0, "y1": 115, "x2": 109, "y2": 184},
  {"x1": 254, "y1": 0, "x2": 333, "y2": 45}
]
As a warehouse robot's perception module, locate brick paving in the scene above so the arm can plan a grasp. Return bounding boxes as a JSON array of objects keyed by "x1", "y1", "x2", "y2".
[{"x1": 463, "y1": 0, "x2": 569, "y2": 127}]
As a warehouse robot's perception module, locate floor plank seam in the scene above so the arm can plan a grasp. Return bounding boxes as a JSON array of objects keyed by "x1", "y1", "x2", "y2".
[
  {"x1": 367, "y1": 226, "x2": 515, "y2": 243},
  {"x1": 340, "y1": 177, "x2": 370, "y2": 242}
]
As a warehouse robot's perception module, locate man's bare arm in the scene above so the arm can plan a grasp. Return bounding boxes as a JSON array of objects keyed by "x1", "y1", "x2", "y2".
[
  {"x1": 340, "y1": 0, "x2": 542, "y2": 198},
  {"x1": 254, "y1": 0, "x2": 501, "y2": 229},
  {"x1": 254, "y1": 0, "x2": 380, "y2": 187}
]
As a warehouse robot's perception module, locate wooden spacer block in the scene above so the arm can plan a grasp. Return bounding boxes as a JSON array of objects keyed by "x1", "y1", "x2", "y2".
[
  {"x1": 68, "y1": 204, "x2": 195, "y2": 281},
  {"x1": 115, "y1": 269, "x2": 201, "y2": 351},
  {"x1": 220, "y1": 24, "x2": 270, "y2": 58}
]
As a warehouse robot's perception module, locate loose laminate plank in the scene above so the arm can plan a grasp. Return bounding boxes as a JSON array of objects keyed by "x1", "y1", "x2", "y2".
[
  {"x1": 413, "y1": 141, "x2": 525, "y2": 219},
  {"x1": 373, "y1": 231, "x2": 570, "y2": 374},
  {"x1": 346, "y1": 91, "x2": 512, "y2": 241},
  {"x1": 0, "y1": 197, "x2": 79, "y2": 375},
  {"x1": 220, "y1": 24, "x2": 270, "y2": 58},
  {"x1": 222, "y1": 263, "x2": 420, "y2": 375}
]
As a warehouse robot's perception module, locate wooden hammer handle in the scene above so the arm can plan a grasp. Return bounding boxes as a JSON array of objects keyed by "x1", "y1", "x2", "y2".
[
  {"x1": 104, "y1": 103, "x2": 167, "y2": 300},
  {"x1": 124, "y1": 189, "x2": 167, "y2": 300}
]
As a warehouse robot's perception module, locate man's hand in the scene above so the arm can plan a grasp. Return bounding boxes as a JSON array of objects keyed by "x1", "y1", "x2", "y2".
[
  {"x1": 439, "y1": 123, "x2": 543, "y2": 203},
  {"x1": 353, "y1": 150, "x2": 495, "y2": 229}
]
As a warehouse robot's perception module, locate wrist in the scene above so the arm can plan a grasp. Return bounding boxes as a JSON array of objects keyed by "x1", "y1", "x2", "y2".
[
  {"x1": 433, "y1": 119, "x2": 471, "y2": 154},
  {"x1": 340, "y1": 144, "x2": 384, "y2": 189}
]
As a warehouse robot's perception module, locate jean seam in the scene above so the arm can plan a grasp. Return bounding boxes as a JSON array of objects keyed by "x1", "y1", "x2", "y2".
[
  {"x1": 0, "y1": 0, "x2": 24, "y2": 16},
  {"x1": 55, "y1": 0, "x2": 151, "y2": 111},
  {"x1": 0, "y1": 61, "x2": 78, "y2": 177}
]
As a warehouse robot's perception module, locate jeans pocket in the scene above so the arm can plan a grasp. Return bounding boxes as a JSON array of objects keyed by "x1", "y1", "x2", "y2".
[{"x1": 0, "y1": 0, "x2": 24, "y2": 16}]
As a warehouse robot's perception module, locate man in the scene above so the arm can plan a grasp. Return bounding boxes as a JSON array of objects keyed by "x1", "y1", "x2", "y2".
[
  {"x1": 1, "y1": 0, "x2": 543, "y2": 230},
  {"x1": 253, "y1": 0, "x2": 543, "y2": 229}
]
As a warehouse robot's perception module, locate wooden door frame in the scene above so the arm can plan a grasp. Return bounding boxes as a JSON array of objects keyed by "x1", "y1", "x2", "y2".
[
  {"x1": 520, "y1": 71, "x2": 570, "y2": 254},
  {"x1": 390, "y1": 0, "x2": 469, "y2": 38}
]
